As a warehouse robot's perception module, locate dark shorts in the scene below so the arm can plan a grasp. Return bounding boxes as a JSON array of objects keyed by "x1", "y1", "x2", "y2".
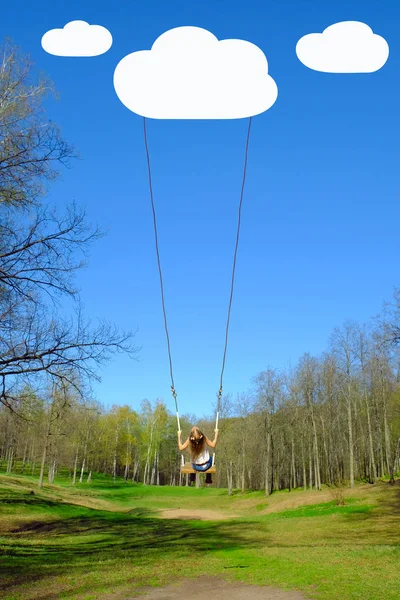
[{"x1": 191, "y1": 457, "x2": 213, "y2": 472}]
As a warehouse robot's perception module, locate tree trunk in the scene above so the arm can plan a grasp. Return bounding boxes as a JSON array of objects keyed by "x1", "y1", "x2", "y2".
[
  {"x1": 38, "y1": 443, "x2": 47, "y2": 489},
  {"x1": 291, "y1": 436, "x2": 297, "y2": 490},
  {"x1": 274, "y1": 445, "x2": 280, "y2": 491},
  {"x1": 124, "y1": 421, "x2": 131, "y2": 481},
  {"x1": 227, "y1": 461, "x2": 233, "y2": 496},
  {"x1": 347, "y1": 392, "x2": 355, "y2": 488},
  {"x1": 21, "y1": 437, "x2": 29, "y2": 474},
  {"x1": 79, "y1": 457, "x2": 86, "y2": 483},
  {"x1": 320, "y1": 417, "x2": 331, "y2": 485},
  {"x1": 30, "y1": 439, "x2": 36, "y2": 475},
  {"x1": 113, "y1": 423, "x2": 119, "y2": 483},
  {"x1": 301, "y1": 434, "x2": 307, "y2": 491},
  {"x1": 265, "y1": 427, "x2": 271, "y2": 497},
  {"x1": 72, "y1": 445, "x2": 79, "y2": 485},
  {"x1": 132, "y1": 460, "x2": 139, "y2": 482},
  {"x1": 241, "y1": 438, "x2": 246, "y2": 493},
  {"x1": 150, "y1": 452, "x2": 156, "y2": 485},
  {"x1": 382, "y1": 400, "x2": 394, "y2": 483},
  {"x1": 143, "y1": 424, "x2": 154, "y2": 485},
  {"x1": 236, "y1": 464, "x2": 240, "y2": 490},
  {"x1": 6, "y1": 446, "x2": 14, "y2": 474},
  {"x1": 39, "y1": 411, "x2": 52, "y2": 489},
  {"x1": 377, "y1": 420, "x2": 385, "y2": 477},
  {"x1": 394, "y1": 438, "x2": 400, "y2": 475},
  {"x1": 48, "y1": 459, "x2": 56, "y2": 484},
  {"x1": 309, "y1": 405, "x2": 321, "y2": 490},
  {"x1": 365, "y1": 398, "x2": 377, "y2": 483}
]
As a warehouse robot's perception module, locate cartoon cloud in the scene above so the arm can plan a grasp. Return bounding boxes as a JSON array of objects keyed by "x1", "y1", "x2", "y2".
[
  {"x1": 296, "y1": 21, "x2": 389, "y2": 73},
  {"x1": 41, "y1": 20, "x2": 112, "y2": 57},
  {"x1": 113, "y1": 26, "x2": 278, "y2": 119}
]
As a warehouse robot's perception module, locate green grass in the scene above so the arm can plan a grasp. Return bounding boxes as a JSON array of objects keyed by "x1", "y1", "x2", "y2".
[
  {"x1": 1, "y1": 472, "x2": 400, "y2": 600},
  {"x1": 274, "y1": 498, "x2": 374, "y2": 518}
]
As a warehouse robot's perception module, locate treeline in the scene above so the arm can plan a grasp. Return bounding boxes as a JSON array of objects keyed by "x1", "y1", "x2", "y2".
[
  {"x1": 1, "y1": 313, "x2": 400, "y2": 494},
  {"x1": 220, "y1": 318, "x2": 400, "y2": 494}
]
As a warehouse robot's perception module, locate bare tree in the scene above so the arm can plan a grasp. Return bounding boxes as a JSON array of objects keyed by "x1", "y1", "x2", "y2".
[
  {"x1": 0, "y1": 138, "x2": 137, "y2": 406},
  {"x1": 253, "y1": 368, "x2": 282, "y2": 496},
  {"x1": 0, "y1": 40, "x2": 139, "y2": 411},
  {"x1": 297, "y1": 354, "x2": 321, "y2": 490},
  {"x1": 0, "y1": 40, "x2": 75, "y2": 208},
  {"x1": 331, "y1": 323, "x2": 360, "y2": 488},
  {"x1": 38, "y1": 381, "x2": 72, "y2": 488}
]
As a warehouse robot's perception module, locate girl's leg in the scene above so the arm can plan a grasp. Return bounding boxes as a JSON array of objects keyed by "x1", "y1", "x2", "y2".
[
  {"x1": 190, "y1": 473, "x2": 196, "y2": 484},
  {"x1": 205, "y1": 473, "x2": 212, "y2": 484}
]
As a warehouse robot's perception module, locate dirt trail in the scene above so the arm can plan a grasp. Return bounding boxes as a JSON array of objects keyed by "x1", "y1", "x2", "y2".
[
  {"x1": 138, "y1": 576, "x2": 307, "y2": 599},
  {"x1": 157, "y1": 508, "x2": 235, "y2": 520},
  {"x1": 263, "y1": 491, "x2": 333, "y2": 513}
]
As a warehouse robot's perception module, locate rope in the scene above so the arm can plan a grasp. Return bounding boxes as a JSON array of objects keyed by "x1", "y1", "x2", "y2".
[
  {"x1": 143, "y1": 116, "x2": 253, "y2": 419},
  {"x1": 217, "y1": 117, "x2": 253, "y2": 412},
  {"x1": 143, "y1": 117, "x2": 178, "y2": 414}
]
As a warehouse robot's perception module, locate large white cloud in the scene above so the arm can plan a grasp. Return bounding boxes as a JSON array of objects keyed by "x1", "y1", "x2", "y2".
[
  {"x1": 296, "y1": 21, "x2": 389, "y2": 73},
  {"x1": 41, "y1": 20, "x2": 112, "y2": 57},
  {"x1": 113, "y1": 26, "x2": 278, "y2": 119}
]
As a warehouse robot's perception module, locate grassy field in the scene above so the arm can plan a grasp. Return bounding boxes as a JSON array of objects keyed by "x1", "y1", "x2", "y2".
[{"x1": 1, "y1": 472, "x2": 399, "y2": 600}]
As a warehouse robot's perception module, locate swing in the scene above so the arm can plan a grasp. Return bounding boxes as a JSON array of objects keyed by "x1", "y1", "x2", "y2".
[
  {"x1": 143, "y1": 117, "x2": 253, "y2": 475},
  {"x1": 179, "y1": 413, "x2": 219, "y2": 476},
  {"x1": 180, "y1": 462, "x2": 217, "y2": 475}
]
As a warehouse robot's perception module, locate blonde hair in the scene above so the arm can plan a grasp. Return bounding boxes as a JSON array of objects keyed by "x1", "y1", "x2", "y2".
[{"x1": 189, "y1": 427, "x2": 206, "y2": 460}]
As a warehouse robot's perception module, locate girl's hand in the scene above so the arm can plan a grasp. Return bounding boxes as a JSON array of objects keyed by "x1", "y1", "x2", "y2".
[
  {"x1": 178, "y1": 430, "x2": 182, "y2": 436},
  {"x1": 214, "y1": 428, "x2": 219, "y2": 434}
]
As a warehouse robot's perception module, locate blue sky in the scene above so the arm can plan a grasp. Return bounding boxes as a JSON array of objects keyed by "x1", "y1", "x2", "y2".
[{"x1": 2, "y1": 0, "x2": 400, "y2": 419}]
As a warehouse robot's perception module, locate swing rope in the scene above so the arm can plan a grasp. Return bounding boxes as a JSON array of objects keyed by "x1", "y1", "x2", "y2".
[
  {"x1": 143, "y1": 116, "x2": 253, "y2": 428},
  {"x1": 217, "y1": 116, "x2": 252, "y2": 413},
  {"x1": 143, "y1": 117, "x2": 178, "y2": 418}
]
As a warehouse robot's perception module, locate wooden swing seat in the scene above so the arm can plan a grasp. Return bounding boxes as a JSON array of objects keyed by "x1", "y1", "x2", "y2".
[{"x1": 180, "y1": 462, "x2": 217, "y2": 474}]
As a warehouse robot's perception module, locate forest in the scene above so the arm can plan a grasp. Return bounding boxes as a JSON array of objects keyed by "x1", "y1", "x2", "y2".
[{"x1": 2, "y1": 312, "x2": 400, "y2": 495}]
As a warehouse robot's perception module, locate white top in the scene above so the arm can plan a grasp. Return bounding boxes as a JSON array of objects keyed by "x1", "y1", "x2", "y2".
[{"x1": 192, "y1": 447, "x2": 210, "y2": 465}]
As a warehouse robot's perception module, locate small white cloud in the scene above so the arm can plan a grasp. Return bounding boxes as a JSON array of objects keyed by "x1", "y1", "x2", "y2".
[
  {"x1": 113, "y1": 26, "x2": 278, "y2": 119},
  {"x1": 41, "y1": 20, "x2": 112, "y2": 57},
  {"x1": 296, "y1": 21, "x2": 389, "y2": 73}
]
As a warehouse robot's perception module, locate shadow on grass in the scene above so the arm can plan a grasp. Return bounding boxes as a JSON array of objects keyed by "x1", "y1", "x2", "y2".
[
  {"x1": 1, "y1": 497, "x2": 63, "y2": 507},
  {"x1": 0, "y1": 503, "x2": 265, "y2": 592},
  {"x1": 373, "y1": 481, "x2": 400, "y2": 515},
  {"x1": 2, "y1": 481, "x2": 400, "y2": 596}
]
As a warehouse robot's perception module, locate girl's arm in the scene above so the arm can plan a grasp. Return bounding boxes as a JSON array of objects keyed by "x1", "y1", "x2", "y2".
[
  {"x1": 178, "y1": 431, "x2": 189, "y2": 451},
  {"x1": 205, "y1": 429, "x2": 219, "y2": 448}
]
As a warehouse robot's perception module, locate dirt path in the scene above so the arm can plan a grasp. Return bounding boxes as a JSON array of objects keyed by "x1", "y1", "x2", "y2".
[
  {"x1": 157, "y1": 508, "x2": 236, "y2": 520},
  {"x1": 262, "y1": 491, "x2": 333, "y2": 514},
  {"x1": 138, "y1": 576, "x2": 307, "y2": 599}
]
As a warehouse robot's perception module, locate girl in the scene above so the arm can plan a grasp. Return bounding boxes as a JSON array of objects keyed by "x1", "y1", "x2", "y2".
[{"x1": 178, "y1": 426, "x2": 218, "y2": 485}]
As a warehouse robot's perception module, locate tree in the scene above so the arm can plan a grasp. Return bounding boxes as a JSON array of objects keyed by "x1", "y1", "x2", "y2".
[
  {"x1": 0, "y1": 40, "x2": 74, "y2": 208},
  {"x1": 331, "y1": 322, "x2": 359, "y2": 488},
  {"x1": 140, "y1": 399, "x2": 168, "y2": 485},
  {"x1": 297, "y1": 354, "x2": 322, "y2": 491},
  {"x1": 38, "y1": 380, "x2": 73, "y2": 488},
  {"x1": 0, "y1": 209, "x2": 136, "y2": 405},
  {"x1": 253, "y1": 368, "x2": 282, "y2": 496},
  {"x1": 0, "y1": 42, "x2": 138, "y2": 410}
]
